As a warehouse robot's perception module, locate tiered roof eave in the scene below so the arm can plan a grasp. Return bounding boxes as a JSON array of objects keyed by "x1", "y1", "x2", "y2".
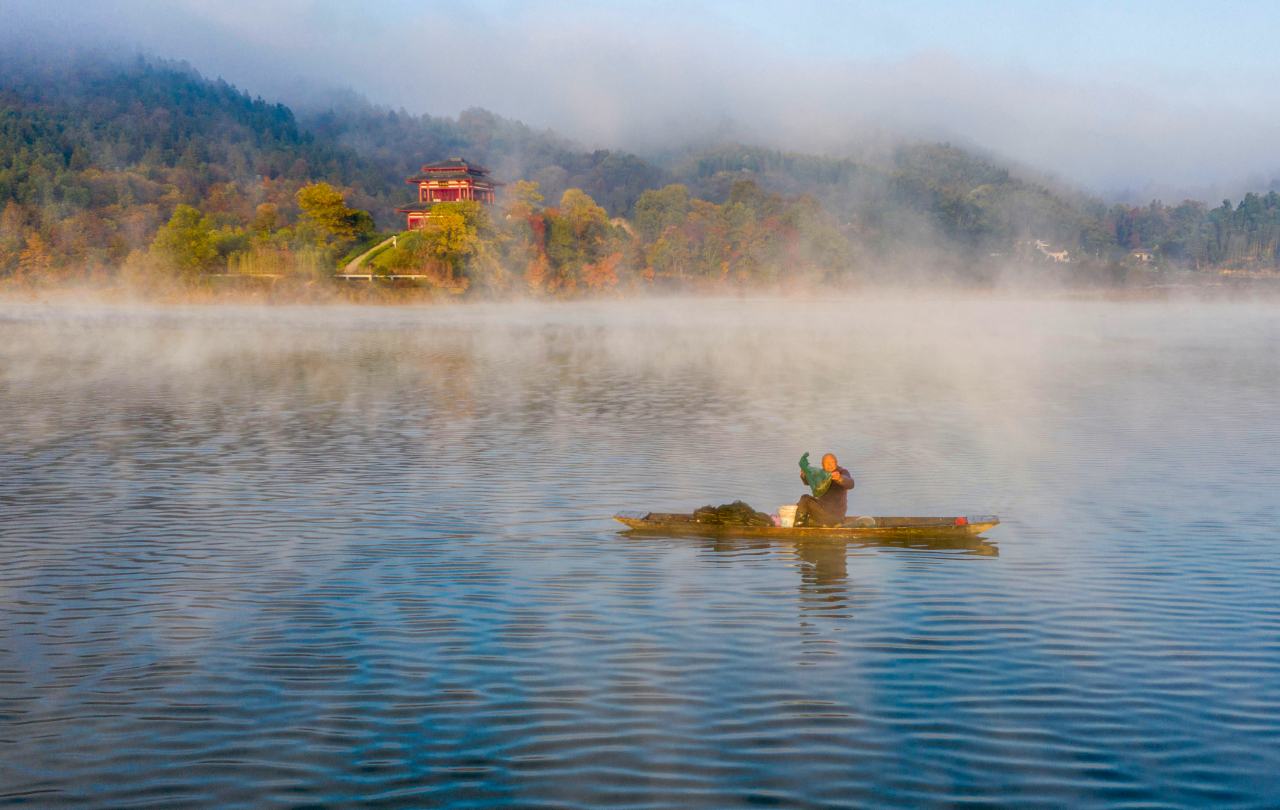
[
  {"x1": 420, "y1": 157, "x2": 492, "y2": 173},
  {"x1": 405, "y1": 170, "x2": 506, "y2": 185}
]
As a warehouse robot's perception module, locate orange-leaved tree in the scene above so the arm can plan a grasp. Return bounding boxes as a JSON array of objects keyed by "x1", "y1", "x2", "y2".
[{"x1": 582, "y1": 253, "x2": 623, "y2": 291}]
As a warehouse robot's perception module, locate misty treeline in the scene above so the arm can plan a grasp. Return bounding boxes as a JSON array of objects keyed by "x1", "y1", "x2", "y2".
[
  {"x1": 363, "y1": 178, "x2": 847, "y2": 294},
  {"x1": 0, "y1": 56, "x2": 388, "y2": 285},
  {"x1": 1, "y1": 54, "x2": 1278, "y2": 293},
  {"x1": 1105, "y1": 196, "x2": 1280, "y2": 269}
]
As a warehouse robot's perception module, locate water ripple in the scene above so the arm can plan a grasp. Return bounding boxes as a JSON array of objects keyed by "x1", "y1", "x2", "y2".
[{"x1": 1, "y1": 299, "x2": 1279, "y2": 808}]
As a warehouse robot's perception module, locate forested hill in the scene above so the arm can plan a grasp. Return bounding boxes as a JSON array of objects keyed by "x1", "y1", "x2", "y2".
[
  {"x1": 664, "y1": 141, "x2": 1113, "y2": 258},
  {"x1": 3, "y1": 54, "x2": 1279, "y2": 288},
  {"x1": 299, "y1": 93, "x2": 1105, "y2": 257}
]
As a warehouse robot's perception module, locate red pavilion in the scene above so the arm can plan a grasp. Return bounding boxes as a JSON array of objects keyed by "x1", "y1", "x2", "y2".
[{"x1": 394, "y1": 158, "x2": 504, "y2": 230}]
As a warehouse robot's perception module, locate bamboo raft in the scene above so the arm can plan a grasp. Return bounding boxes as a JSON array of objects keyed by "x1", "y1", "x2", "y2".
[{"x1": 614, "y1": 511, "x2": 999, "y2": 539}]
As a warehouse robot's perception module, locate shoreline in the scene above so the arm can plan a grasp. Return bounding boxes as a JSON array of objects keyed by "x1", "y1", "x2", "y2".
[
  {"x1": 3, "y1": 280, "x2": 1280, "y2": 316},
  {"x1": 2, "y1": 271, "x2": 1279, "y2": 308}
]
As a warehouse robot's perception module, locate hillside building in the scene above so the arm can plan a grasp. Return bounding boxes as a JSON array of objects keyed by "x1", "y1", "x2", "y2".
[
  {"x1": 394, "y1": 158, "x2": 504, "y2": 230},
  {"x1": 1033, "y1": 239, "x2": 1070, "y2": 263}
]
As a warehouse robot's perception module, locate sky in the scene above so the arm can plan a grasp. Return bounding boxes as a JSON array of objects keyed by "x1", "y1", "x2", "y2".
[{"x1": 6, "y1": 0, "x2": 1280, "y2": 198}]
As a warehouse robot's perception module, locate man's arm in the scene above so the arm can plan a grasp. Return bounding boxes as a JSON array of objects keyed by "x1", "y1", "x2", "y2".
[
  {"x1": 800, "y1": 471, "x2": 808, "y2": 485},
  {"x1": 832, "y1": 469, "x2": 855, "y2": 489}
]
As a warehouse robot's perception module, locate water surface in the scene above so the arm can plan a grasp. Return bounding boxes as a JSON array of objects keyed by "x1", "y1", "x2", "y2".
[{"x1": 2, "y1": 298, "x2": 1278, "y2": 808}]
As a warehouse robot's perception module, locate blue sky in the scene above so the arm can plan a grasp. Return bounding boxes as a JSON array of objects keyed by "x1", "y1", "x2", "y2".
[
  {"x1": 433, "y1": 0, "x2": 1279, "y2": 81},
  {"x1": 5, "y1": 0, "x2": 1280, "y2": 197},
  {"x1": 702, "y1": 0, "x2": 1270, "y2": 74}
]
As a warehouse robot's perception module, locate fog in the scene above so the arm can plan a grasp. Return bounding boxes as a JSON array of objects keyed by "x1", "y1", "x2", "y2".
[
  {"x1": 6, "y1": 0, "x2": 1280, "y2": 195},
  {"x1": 2, "y1": 295, "x2": 1275, "y2": 523}
]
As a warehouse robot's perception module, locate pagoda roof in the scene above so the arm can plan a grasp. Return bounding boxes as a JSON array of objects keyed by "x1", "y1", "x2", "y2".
[
  {"x1": 406, "y1": 170, "x2": 505, "y2": 184},
  {"x1": 420, "y1": 158, "x2": 491, "y2": 173}
]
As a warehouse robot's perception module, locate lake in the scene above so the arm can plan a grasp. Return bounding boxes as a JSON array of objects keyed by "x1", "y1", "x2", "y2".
[{"x1": 1, "y1": 297, "x2": 1278, "y2": 809}]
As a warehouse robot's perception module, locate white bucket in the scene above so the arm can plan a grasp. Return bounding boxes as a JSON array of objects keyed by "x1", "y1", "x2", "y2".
[{"x1": 778, "y1": 505, "x2": 797, "y2": 528}]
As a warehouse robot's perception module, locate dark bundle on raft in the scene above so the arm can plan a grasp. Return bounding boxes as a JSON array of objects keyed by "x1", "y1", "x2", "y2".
[{"x1": 693, "y1": 501, "x2": 775, "y2": 527}]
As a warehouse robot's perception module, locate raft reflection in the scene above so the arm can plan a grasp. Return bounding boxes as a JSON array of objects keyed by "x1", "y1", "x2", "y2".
[
  {"x1": 790, "y1": 536, "x2": 998, "y2": 614},
  {"x1": 622, "y1": 530, "x2": 998, "y2": 614}
]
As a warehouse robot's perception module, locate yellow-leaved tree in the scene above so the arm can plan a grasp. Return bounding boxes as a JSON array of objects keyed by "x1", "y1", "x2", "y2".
[
  {"x1": 151, "y1": 205, "x2": 217, "y2": 277},
  {"x1": 418, "y1": 201, "x2": 504, "y2": 293},
  {"x1": 295, "y1": 183, "x2": 373, "y2": 245}
]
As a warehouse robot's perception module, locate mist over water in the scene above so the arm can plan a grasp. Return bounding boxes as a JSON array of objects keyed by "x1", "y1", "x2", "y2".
[{"x1": 2, "y1": 298, "x2": 1279, "y2": 808}]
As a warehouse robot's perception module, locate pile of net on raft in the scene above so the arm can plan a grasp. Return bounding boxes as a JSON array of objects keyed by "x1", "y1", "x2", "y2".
[{"x1": 693, "y1": 501, "x2": 775, "y2": 526}]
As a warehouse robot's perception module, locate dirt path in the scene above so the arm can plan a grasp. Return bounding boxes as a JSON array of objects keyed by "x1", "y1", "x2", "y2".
[{"x1": 342, "y1": 236, "x2": 396, "y2": 274}]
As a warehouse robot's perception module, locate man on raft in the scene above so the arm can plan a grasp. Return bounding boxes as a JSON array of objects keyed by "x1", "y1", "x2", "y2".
[{"x1": 795, "y1": 453, "x2": 856, "y2": 527}]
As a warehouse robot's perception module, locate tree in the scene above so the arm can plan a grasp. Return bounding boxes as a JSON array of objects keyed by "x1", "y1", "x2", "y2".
[
  {"x1": 0, "y1": 202, "x2": 25, "y2": 274},
  {"x1": 728, "y1": 178, "x2": 767, "y2": 210},
  {"x1": 295, "y1": 182, "x2": 372, "y2": 243},
  {"x1": 417, "y1": 201, "x2": 501, "y2": 291},
  {"x1": 558, "y1": 189, "x2": 611, "y2": 260},
  {"x1": 17, "y1": 232, "x2": 53, "y2": 278},
  {"x1": 634, "y1": 185, "x2": 690, "y2": 242},
  {"x1": 544, "y1": 214, "x2": 579, "y2": 270},
  {"x1": 582, "y1": 253, "x2": 622, "y2": 290},
  {"x1": 505, "y1": 180, "x2": 544, "y2": 219},
  {"x1": 151, "y1": 205, "x2": 217, "y2": 273},
  {"x1": 250, "y1": 203, "x2": 280, "y2": 236},
  {"x1": 525, "y1": 253, "x2": 554, "y2": 294}
]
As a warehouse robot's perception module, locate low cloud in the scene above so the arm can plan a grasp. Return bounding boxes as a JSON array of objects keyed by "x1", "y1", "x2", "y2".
[{"x1": 5, "y1": 0, "x2": 1280, "y2": 196}]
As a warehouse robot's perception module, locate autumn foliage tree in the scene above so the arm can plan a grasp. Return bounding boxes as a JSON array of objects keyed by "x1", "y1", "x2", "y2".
[
  {"x1": 509, "y1": 188, "x2": 626, "y2": 295},
  {"x1": 470, "y1": 180, "x2": 853, "y2": 296},
  {"x1": 380, "y1": 201, "x2": 503, "y2": 293},
  {"x1": 151, "y1": 205, "x2": 218, "y2": 275},
  {"x1": 296, "y1": 183, "x2": 375, "y2": 244}
]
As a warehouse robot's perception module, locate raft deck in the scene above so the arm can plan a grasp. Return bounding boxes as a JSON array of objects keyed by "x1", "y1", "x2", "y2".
[{"x1": 614, "y1": 511, "x2": 999, "y2": 539}]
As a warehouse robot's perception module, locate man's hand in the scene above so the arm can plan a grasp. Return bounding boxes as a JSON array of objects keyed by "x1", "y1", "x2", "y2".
[{"x1": 831, "y1": 471, "x2": 842, "y2": 482}]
